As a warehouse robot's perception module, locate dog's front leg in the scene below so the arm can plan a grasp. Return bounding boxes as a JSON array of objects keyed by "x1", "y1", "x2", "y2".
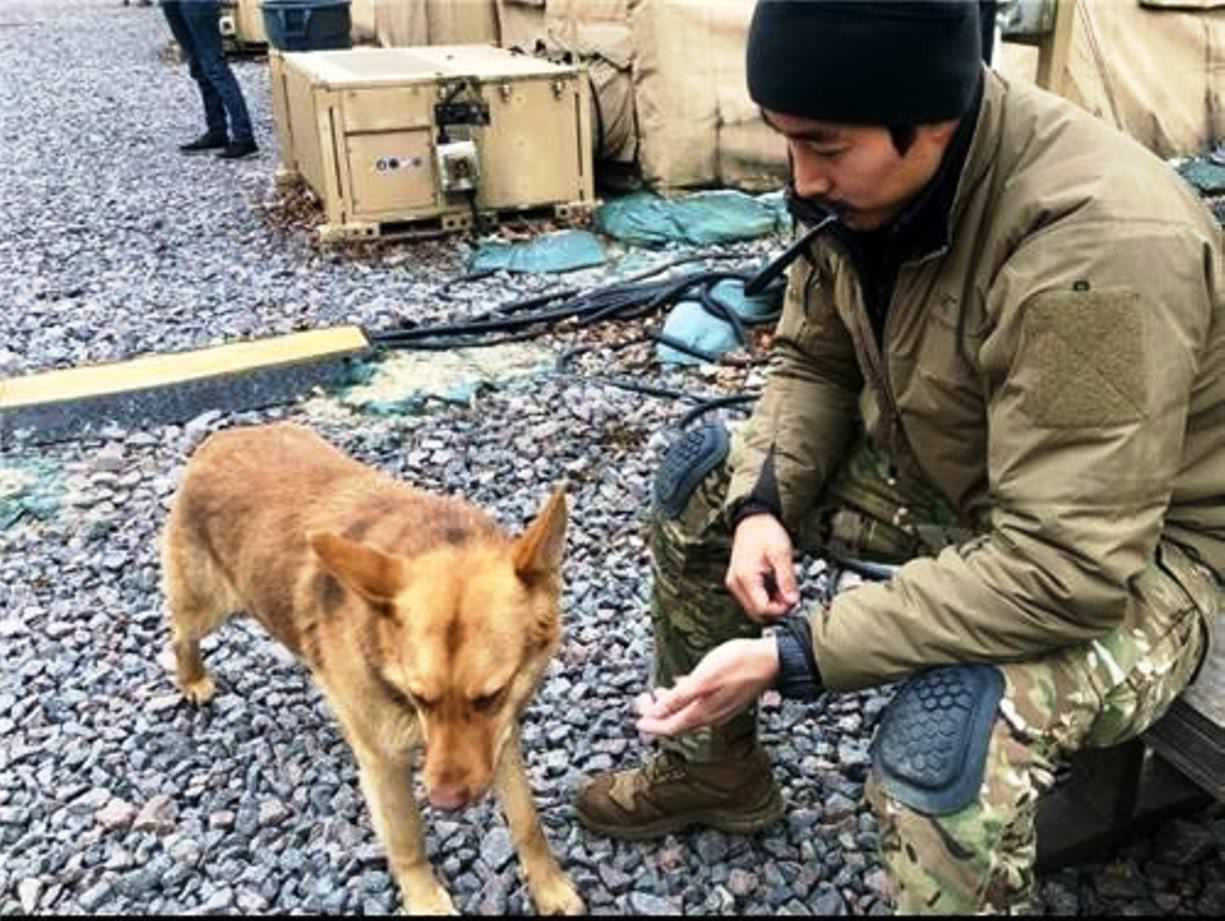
[
  {"x1": 351, "y1": 741, "x2": 455, "y2": 915},
  {"x1": 495, "y1": 734, "x2": 585, "y2": 915}
]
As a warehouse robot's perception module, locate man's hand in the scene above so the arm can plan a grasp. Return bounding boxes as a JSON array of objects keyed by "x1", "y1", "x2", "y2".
[
  {"x1": 634, "y1": 638, "x2": 779, "y2": 737},
  {"x1": 726, "y1": 513, "x2": 799, "y2": 622}
]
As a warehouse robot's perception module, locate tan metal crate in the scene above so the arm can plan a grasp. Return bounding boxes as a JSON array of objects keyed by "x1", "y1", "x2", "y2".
[{"x1": 268, "y1": 45, "x2": 596, "y2": 242}]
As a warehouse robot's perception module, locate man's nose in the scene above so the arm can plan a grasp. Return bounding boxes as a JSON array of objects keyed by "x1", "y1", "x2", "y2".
[{"x1": 791, "y1": 152, "x2": 832, "y2": 200}]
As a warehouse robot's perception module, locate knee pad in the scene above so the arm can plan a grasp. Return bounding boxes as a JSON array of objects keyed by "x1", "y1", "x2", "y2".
[
  {"x1": 653, "y1": 420, "x2": 729, "y2": 518},
  {"x1": 871, "y1": 664, "x2": 1005, "y2": 816}
]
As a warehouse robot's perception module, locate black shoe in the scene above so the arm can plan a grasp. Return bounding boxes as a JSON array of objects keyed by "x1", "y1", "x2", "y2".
[
  {"x1": 179, "y1": 132, "x2": 228, "y2": 154},
  {"x1": 216, "y1": 139, "x2": 259, "y2": 160}
]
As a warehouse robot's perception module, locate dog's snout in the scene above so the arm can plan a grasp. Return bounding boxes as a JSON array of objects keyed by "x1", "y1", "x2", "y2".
[{"x1": 429, "y1": 785, "x2": 470, "y2": 811}]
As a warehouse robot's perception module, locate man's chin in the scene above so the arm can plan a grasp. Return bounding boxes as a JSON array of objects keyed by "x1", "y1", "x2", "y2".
[{"x1": 841, "y1": 209, "x2": 888, "y2": 231}]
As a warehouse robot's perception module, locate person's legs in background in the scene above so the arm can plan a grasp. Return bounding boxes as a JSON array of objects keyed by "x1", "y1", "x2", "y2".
[
  {"x1": 178, "y1": 0, "x2": 257, "y2": 158},
  {"x1": 160, "y1": 0, "x2": 228, "y2": 152}
]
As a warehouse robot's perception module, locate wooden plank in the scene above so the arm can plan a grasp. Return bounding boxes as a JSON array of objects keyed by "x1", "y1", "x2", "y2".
[
  {"x1": 1037, "y1": 742, "x2": 1210, "y2": 871},
  {"x1": 1036, "y1": 740, "x2": 1145, "y2": 871},
  {"x1": 1144, "y1": 700, "x2": 1225, "y2": 801},
  {"x1": 0, "y1": 327, "x2": 369, "y2": 409}
]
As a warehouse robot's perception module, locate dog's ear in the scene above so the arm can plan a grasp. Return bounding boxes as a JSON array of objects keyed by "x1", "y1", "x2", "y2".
[
  {"x1": 511, "y1": 484, "x2": 568, "y2": 583},
  {"x1": 308, "y1": 531, "x2": 404, "y2": 605}
]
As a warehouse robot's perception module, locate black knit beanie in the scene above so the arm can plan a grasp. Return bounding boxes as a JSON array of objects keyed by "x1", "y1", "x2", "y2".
[{"x1": 747, "y1": 0, "x2": 983, "y2": 125}]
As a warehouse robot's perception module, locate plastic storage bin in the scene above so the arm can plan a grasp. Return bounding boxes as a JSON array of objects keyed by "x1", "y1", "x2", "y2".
[{"x1": 261, "y1": 0, "x2": 351, "y2": 52}]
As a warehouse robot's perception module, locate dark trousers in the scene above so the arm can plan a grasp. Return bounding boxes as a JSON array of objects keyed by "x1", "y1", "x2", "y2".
[{"x1": 161, "y1": 0, "x2": 254, "y2": 143}]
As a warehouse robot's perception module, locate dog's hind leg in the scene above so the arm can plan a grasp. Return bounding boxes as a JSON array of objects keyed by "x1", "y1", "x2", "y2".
[{"x1": 160, "y1": 516, "x2": 238, "y2": 705}]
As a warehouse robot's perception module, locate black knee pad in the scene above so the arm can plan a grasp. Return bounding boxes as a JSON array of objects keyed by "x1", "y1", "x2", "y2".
[
  {"x1": 871, "y1": 664, "x2": 1005, "y2": 816},
  {"x1": 653, "y1": 420, "x2": 729, "y2": 518}
]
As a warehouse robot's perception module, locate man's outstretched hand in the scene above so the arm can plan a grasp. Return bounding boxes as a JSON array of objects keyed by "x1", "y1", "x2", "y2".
[
  {"x1": 635, "y1": 638, "x2": 779, "y2": 736},
  {"x1": 726, "y1": 513, "x2": 799, "y2": 622}
]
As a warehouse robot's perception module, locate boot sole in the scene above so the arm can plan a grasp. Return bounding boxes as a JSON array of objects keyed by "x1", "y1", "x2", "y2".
[{"x1": 576, "y1": 787, "x2": 785, "y2": 842}]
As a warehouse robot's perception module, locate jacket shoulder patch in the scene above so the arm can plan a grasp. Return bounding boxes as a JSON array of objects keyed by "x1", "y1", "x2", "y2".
[{"x1": 1021, "y1": 287, "x2": 1146, "y2": 428}]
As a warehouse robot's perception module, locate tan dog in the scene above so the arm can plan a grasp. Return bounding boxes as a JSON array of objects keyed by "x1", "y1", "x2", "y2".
[{"x1": 160, "y1": 422, "x2": 584, "y2": 915}]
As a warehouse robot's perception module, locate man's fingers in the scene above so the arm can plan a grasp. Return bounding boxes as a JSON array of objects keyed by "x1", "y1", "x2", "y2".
[
  {"x1": 754, "y1": 602, "x2": 788, "y2": 624},
  {"x1": 724, "y1": 569, "x2": 752, "y2": 614},
  {"x1": 636, "y1": 697, "x2": 710, "y2": 737},
  {"x1": 635, "y1": 679, "x2": 702, "y2": 720},
  {"x1": 767, "y1": 552, "x2": 800, "y2": 605},
  {"x1": 727, "y1": 569, "x2": 772, "y2": 619},
  {"x1": 744, "y1": 577, "x2": 772, "y2": 616}
]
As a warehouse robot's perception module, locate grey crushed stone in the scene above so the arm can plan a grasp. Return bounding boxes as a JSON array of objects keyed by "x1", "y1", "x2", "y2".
[{"x1": 1, "y1": 0, "x2": 1223, "y2": 916}]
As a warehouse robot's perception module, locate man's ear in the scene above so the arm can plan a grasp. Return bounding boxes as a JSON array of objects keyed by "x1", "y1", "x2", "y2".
[
  {"x1": 511, "y1": 484, "x2": 568, "y2": 583},
  {"x1": 308, "y1": 531, "x2": 404, "y2": 604},
  {"x1": 918, "y1": 117, "x2": 960, "y2": 151}
]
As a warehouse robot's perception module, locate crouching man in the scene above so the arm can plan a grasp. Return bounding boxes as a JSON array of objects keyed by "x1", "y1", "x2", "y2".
[{"x1": 575, "y1": 0, "x2": 1223, "y2": 912}]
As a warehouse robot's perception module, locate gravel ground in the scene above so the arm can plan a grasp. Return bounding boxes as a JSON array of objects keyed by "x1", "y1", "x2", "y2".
[{"x1": 2, "y1": 0, "x2": 1224, "y2": 915}]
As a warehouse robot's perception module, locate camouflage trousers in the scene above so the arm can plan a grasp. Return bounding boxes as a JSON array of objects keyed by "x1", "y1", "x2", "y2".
[{"x1": 650, "y1": 424, "x2": 1214, "y2": 914}]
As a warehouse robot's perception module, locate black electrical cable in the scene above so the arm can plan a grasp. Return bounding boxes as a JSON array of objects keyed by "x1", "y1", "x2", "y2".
[
  {"x1": 555, "y1": 332, "x2": 761, "y2": 429},
  {"x1": 473, "y1": 285, "x2": 581, "y2": 320},
  {"x1": 435, "y1": 269, "x2": 498, "y2": 300},
  {"x1": 372, "y1": 266, "x2": 770, "y2": 347},
  {"x1": 372, "y1": 288, "x2": 619, "y2": 342},
  {"x1": 558, "y1": 340, "x2": 758, "y2": 413},
  {"x1": 743, "y1": 212, "x2": 839, "y2": 296},
  {"x1": 366, "y1": 256, "x2": 782, "y2": 429},
  {"x1": 644, "y1": 329, "x2": 725, "y2": 365},
  {"x1": 696, "y1": 281, "x2": 749, "y2": 346}
]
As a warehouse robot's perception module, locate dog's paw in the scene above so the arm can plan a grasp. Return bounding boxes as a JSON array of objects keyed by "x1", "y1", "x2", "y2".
[
  {"x1": 404, "y1": 887, "x2": 456, "y2": 916},
  {"x1": 533, "y1": 876, "x2": 585, "y2": 916},
  {"x1": 394, "y1": 861, "x2": 456, "y2": 915},
  {"x1": 179, "y1": 675, "x2": 216, "y2": 705}
]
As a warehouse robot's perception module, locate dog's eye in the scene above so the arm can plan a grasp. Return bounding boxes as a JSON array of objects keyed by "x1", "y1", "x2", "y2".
[{"x1": 472, "y1": 689, "x2": 504, "y2": 712}]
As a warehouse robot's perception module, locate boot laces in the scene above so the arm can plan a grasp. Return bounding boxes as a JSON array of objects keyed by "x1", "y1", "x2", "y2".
[{"x1": 641, "y1": 750, "x2": 687, "y2": 787}]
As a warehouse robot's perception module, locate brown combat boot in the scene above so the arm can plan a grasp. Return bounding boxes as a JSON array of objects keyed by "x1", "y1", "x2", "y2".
[{"x1": 575, "y1": 747, "x2": 784, "y2": 841}]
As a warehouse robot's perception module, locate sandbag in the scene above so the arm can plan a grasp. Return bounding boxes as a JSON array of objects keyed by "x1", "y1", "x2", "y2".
[
  {"x1": 496, "y1": 0, "x2": 639, "y2": 165},
  {"x1": 630, "y1": 0, "x2": 718, "y2": 189},
  {"x1": 373, "y1": 0, "x2": 498, "y2": 47},
  {"x1": 468, "y1": 229, "x2": 607, "y2": 274}
]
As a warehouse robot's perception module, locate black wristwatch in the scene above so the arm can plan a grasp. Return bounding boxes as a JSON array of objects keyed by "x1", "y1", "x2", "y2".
[{"x1": 773, "y1": 614, "x2": 824, "y2": 701}]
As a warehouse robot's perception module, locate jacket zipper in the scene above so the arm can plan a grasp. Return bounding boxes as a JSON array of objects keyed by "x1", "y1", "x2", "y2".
[{"x1": 840, "y1": 236, "x2": 952, "y2": 493}]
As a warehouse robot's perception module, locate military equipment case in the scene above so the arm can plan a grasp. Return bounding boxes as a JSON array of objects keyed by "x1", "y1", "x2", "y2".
[{"x1": 268, "y1": 45, "x2": 596, "y2": 242}]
